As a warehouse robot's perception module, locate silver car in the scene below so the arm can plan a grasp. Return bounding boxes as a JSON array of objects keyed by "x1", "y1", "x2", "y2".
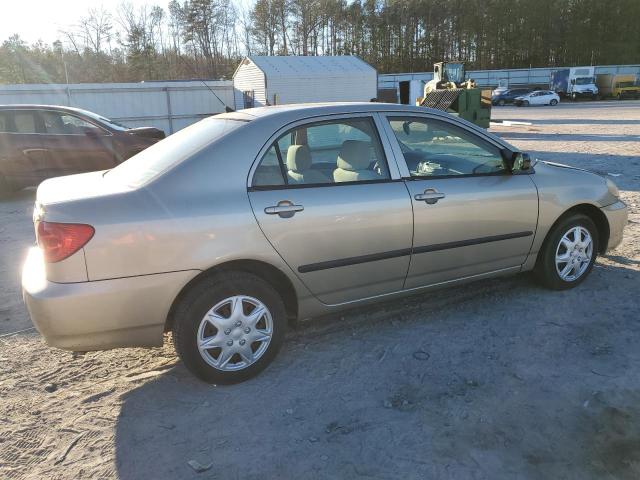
[{"x1": 22, "y1": 103, "x2": 627, "y2": 383}]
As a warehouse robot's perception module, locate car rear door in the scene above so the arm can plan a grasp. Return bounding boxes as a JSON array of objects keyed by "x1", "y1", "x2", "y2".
[
  {"x1": 39, "y1": 110, "x2": 117, "y2": 175},
  {"x1": 248, "y1": 113, "x2": 413, "y2": 305},
  {"x1": 380, "y1": 113, "x2": 538, "y2": 289},
  {"x1": 0, "y1": 109, "x2": 49, "y2": 186}
]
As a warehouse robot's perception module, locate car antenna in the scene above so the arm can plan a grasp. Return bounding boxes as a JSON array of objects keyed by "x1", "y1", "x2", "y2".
[{"x1": 177, "y1": 56, "x2": 233, "y2": 112}]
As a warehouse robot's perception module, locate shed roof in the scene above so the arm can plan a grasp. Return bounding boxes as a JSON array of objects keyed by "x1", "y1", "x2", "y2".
[{"x1": 236, "y1": 56, "x2": 376, "y2": 79}]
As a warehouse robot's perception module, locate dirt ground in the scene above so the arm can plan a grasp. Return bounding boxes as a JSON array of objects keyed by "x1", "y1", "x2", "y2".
[{"x1": 1, "y1": 101, "x2": 639, "y2": 480}]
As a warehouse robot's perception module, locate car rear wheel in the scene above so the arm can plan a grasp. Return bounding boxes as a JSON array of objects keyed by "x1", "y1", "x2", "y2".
[
  {"x1": 172, "y1": 271, "x2": 286, "y2": 384},
  {"x1": 550, "y1": 99, "x2": 558, "y2": 106},
  {"x1": 534, "y1": 214, "x2": 598, "y2": 290}
]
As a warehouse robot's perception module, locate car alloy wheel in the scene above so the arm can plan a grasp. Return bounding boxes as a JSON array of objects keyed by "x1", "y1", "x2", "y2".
[
  {"x1": 197, "y1": 295, "x2": 273, "y2": 371},
  {"x1": 522, "y1": 100, "x2": 529, "y2": 107},
  {"x1": 498, "y1": 99, "x2": 505, "y2": 106},
  {"x1": 534, "y1": 213, "x2": 598, "y2": 290},
  {"x1": 172, "y1": 271, "x2": 286, "y2": 384},
  {"x1": 550, "y1": 99, "x2": 558, "y2": 106},
  {"x1": 554, "y1": 226, "x2": 594, "y2": 282}
]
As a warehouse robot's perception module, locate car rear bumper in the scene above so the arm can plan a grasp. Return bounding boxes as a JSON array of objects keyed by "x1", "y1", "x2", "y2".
[
  {"x1": 601, "y1": 200, "x2": 628, "y2": 251},
  {"x1": 22, "y1": 247, "x2": 199, "y2": 351}
]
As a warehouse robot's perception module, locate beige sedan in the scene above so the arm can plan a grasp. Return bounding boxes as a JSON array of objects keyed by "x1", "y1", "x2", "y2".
[{"x1": 22, "y1": 103, "x2": 627, "y2": 383}]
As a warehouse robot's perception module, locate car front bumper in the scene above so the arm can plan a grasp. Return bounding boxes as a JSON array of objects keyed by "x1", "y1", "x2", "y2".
[
  {"x1": 601, "y1": 200, "x2": 628, "y2": 251},
  {"x1": 22, "y1": 247, "x2": 199, "y2": 351}
]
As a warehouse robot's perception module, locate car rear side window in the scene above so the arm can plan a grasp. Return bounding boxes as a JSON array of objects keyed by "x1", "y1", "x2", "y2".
[
  {"x1": 106, "y1": 117, "x2": 246, "y2": 188},
  {"x1": 252, "y1": 117, "x2": 390, "y2": 188},
  {"x1": 0, "y1": 112, "x2": 9, "y2": 132},
  {"x1": 12, "y1": 111, "x2": 39, "y2": 133}
]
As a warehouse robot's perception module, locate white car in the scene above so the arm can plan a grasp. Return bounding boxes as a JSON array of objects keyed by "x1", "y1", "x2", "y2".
[{"x1": 514, "y1": 90, "x2": 560, "y2": 107}]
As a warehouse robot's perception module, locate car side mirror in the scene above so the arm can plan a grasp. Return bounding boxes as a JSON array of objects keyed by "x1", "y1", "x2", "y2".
[
  {"x1": 512, "y1": 152, "x2": 532, "y2": 171},
  {"x1": 501, "y1": 149, "x2": 532, "y2": 172},
  {"x1": 402, "y1": 121, "x2": 411, "y2": 135}
]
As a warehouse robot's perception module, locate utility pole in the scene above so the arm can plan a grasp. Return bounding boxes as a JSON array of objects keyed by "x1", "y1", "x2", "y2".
[{"x1": 61, "y1": 50, "x2": 72, "y2": 106}]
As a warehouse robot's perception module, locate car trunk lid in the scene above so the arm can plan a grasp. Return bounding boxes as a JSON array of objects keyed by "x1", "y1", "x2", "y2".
[{"x1": 36, "y1": 170, "x2": 133, "y2": 207}]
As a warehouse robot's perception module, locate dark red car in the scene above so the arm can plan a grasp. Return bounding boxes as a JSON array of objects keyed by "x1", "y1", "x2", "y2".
[{"x1": 0, "y1": 105, "x2": 164, "y2": 196}]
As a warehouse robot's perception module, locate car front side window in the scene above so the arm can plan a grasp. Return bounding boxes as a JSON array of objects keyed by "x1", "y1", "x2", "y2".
[
  {"x1": 252, "y1": 117, "x2": 391, "y2": 188},
  {"x1": 387, "y1": 117, "x2": 507, "y2": 177},
  {"x1": 41, "y1": 111, "x2": 105, "y2": 135}
]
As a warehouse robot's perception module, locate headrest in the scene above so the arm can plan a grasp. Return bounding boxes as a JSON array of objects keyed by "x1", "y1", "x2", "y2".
[
  {"x1": 337, "y1": 140, "x2": 371, "y2": 171},
  {"x1": 286, "y1": 145, "x2": 312, "y2": 172}
]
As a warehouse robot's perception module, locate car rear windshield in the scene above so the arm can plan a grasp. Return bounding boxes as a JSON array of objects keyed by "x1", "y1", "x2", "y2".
[{"x1": 106, "y1": 118, "x2": 246, "y2": 187}]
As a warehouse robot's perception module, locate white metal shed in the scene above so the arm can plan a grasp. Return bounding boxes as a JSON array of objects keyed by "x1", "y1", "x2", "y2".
[{"x1": 232, "y1": 56, "x2": 377, "y2": 110}]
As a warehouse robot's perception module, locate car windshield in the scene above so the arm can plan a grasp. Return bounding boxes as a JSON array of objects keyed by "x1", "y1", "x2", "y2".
[
  {"x1": 69, "y1": 108, "x2": 131, "y2": 130},
  {"x1": 105, "y1": 118, "x2": 246, "y2": 187},
  {"x1": 575, "y1": 77, "x2": 595, "y2": 85}
]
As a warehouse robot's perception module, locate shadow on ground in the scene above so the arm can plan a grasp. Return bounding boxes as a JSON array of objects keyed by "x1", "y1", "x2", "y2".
[{"x1": 114, "y1": 264, "x2": 640, "y2": 479}]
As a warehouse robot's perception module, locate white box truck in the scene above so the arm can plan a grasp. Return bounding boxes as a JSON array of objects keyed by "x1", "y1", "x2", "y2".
[{"x1": 551, "y1": 66, "x2": 599, "y2": 100}]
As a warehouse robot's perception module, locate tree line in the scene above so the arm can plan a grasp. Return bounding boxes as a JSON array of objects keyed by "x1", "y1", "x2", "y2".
[{"x1": 1, "y1": 0, "x2": 639, "y2": 85}]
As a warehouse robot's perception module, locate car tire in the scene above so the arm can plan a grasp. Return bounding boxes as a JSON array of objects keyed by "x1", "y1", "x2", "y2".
[
  {"x1": 522, "y1": 100, "x2": 529, "y2": 107},
  {"x1": 172, "y1": 271, "x2": 287, "y2": 384},
  {"x1": 498, "y1": 99, "x2": 505, "y2": 106},
  {"x1": 534, "y1": 213, "x2": 599, "y2": 290},
  {"x1": 617, "y1": 93, "x2": 622, "y2": 101},
  {"x1": 550, "y1": 99, "x2": 558, "y2": 106},
  {"x1": 571, "y1": 93, "x2": 577, "y2": 101}
]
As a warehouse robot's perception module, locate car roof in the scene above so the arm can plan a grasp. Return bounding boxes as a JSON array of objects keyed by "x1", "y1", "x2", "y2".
[
  {"x1": 0, "y1": 104, "x2": 93, "y2": 115},
  {"x1": 217, "y1": 102, "x2": 513, "y2": 152},
  {"x1": 218, "y1": 102, "x2": 483, "y2": 126}
]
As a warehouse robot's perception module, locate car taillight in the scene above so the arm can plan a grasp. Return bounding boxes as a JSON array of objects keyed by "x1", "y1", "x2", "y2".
[{"x1": 36, "y1": 222, "x2": 95, "y2": 263}]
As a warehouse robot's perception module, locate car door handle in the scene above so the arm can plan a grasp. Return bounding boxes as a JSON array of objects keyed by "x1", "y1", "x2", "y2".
[
  {"x1": 414, "y1": 189, "x2": 446, "y2": 204},
  {"x1": 264, "y1": 201, "x2": 304, "y2": 218}
]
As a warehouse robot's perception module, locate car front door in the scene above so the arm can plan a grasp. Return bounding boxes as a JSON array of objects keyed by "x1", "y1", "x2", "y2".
[
  {"x1": 381, "y1": 114, "x2": 538, "y2": 289},
  {"x1": 531, "y1": 92, "x2": 546, "y2": 105},
  {"x1": 248, "y1": 114, "x2": 413, "y2": 305},
  {"x1": 39, "y1": 110, "x2": 117, "y2": 176}
]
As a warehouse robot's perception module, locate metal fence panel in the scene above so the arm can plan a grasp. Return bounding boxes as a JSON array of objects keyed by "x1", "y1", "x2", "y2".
[{"x1": 0, "y1": 81, "x2": 234, "y2": 134}]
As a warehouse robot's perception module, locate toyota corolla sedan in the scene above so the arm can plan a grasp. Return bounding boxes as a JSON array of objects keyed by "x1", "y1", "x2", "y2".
[
  {"x1": 514, "y1": 90, "x2": 561, "y2": 107},
  {"x1": 22, "y1": 103, "x2": 627, "y2": 384}
]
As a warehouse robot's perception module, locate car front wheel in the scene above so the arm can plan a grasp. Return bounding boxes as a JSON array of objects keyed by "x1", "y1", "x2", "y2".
[
  {"x1": 550, "y1": 99, "x2": 558, "y2": 106},
  {"x1": 172, "y1": 271, "x2": 286, "y2": 384},
  {"x1": 534, "y1": 214, "x2": 598, "y2": 290}
]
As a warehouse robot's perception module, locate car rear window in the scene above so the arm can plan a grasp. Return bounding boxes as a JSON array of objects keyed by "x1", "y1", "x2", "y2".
[{"x1": 106, "y1": 117, "x2": 246, "y2": 188}]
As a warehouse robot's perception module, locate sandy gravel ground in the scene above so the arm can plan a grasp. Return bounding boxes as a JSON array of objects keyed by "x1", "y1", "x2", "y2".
[{"x1": 1, "y1": 101, "x2": 639, "y2": 480}]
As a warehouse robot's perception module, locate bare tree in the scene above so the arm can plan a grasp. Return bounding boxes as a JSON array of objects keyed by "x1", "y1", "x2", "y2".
[{"x1": 80, "y1": 7, "x2": 113, "y2": 55}]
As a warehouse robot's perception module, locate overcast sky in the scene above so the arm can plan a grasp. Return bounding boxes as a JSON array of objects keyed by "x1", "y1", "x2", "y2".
[{"x1": 1, "y1": 0, "x2": 251, "y2": 45}]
